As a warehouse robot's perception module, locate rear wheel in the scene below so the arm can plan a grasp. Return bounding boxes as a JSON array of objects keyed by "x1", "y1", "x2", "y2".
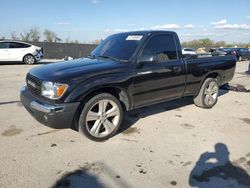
[
  {"x1": 23, "y1": 54, "x2": 36, "y2": 64},
  {"x1": 78, "y1": 93, "x2": 123, "y2": 141},
  {"x1": 194, "y1": 78, "x2": 219, "y2": 109}
]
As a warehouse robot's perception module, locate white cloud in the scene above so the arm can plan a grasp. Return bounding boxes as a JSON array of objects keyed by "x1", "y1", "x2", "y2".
[
  {"x1": 211, "y1": 19, "x2": 227, "y2": 25},
  {"x1": 90, "y1": 0, "x2": 100, "y2": 4},
  {"x1": 214, "y1": 24, "x2": 250, "y2": 30},
  {"x1": 182, "y1": 33, "x2": 211, "y2": 37},
  {"x1": 105, "y1": 27, "x2": 146, "y2": 33},
  {"x1": 211, "y1": 19, "x2": 250, "y2": 30},
  {"x1": 246, "y1": 16, "x2": 250, "y2": 19},
  {"x1": 151, "y1": 24, "x2": 180, "y2": 30},
  {"x1": 104, "y1": 29, "x2": 129, "y2": 33},
  {"x1": 184, "y1": 24, "x2": 195, "y2": 29},
  {"x1": 137, "y1": 28, "x2": 146, "y2": 31},
  {"x1": 56, "y1": 22, "x2": 71, "y2": 25},
  {"x1": 182, "y1": 32, "x2": 224, "y2": 37}
]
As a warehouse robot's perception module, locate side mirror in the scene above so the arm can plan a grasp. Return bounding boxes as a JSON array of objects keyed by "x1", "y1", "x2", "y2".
[{"x1": 138, "y1": 54, "x2": 156, "y2": 64}]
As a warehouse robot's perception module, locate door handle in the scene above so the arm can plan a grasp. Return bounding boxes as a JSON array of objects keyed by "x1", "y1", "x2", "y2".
[{"x1": 173, "y1": 66, "x2": 182, "y2": 73}]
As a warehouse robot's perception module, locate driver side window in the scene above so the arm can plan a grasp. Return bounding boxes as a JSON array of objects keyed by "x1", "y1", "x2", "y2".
[{"x1": 140, "y1": 34, "x2": 178, "y2": 63}]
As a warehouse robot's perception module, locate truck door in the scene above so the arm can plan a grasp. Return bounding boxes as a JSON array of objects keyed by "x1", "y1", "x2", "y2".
[{"x1": 132, "y1": 34, "x2": 186, "y2": 108}]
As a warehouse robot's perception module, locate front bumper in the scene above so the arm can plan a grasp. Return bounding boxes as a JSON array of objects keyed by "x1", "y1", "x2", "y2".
[{"x1": 20, "y1": 86, "x2": 80, "y2": 129}]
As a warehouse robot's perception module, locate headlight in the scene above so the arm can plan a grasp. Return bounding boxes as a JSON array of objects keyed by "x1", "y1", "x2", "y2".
[{"x1": 41, "y1": 81, "x2": 68, "y2": 99}]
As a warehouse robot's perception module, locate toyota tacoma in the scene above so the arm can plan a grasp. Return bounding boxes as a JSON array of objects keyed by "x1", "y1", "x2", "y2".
[{"x1": 20, "y1": 31, "x2": 236, "y2": 141}]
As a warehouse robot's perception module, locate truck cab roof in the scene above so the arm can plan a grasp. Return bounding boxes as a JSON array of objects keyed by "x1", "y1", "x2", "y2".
[{"x1": 117, "y1": 30, "x2": 177, "y2": 36}]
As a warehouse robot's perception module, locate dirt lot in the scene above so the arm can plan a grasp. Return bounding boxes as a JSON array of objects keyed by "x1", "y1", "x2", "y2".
[{"x1": 0, "y1": 61, "x2": 250, "y2": 188}]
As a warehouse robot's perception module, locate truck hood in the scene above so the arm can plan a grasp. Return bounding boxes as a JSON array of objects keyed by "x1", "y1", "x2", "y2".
[{"x1": 29, "y1": 58, "x2": 128, "y2": 83}]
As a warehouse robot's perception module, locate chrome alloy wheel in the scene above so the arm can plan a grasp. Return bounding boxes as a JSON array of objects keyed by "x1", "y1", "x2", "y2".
[
  {"x1": 24, "y1": 55, "x2": 35, "y2": 64},
  {"x1": 204, "y1": 81, "x2": 219, "y2": 106},
  {"x1": 86, "y1": 99, "x2": 121, "y2": 138}
]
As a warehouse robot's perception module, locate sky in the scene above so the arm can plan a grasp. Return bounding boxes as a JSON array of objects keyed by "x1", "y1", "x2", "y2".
[{"x1": 1, "y1": 0, "x2": 250, "y2": 43}]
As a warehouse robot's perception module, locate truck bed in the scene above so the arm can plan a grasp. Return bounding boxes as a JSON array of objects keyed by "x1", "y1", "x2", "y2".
[{"x1": 183, "y1": 55, "x2": 237, "y2": 97}]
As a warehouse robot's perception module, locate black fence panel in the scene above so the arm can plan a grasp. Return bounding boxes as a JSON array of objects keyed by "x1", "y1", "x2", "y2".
[{"x1": 27, "y1": 41, "x2": 97, "y2": 59}]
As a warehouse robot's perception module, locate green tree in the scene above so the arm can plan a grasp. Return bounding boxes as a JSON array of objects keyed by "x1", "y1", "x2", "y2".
[
  {"x1": 43, "y1": 29, "x2": 57, "y2": 42},
  {"x1": 215, "y1": 41, "x2": 226, "y2": 47},
  {"x1": 20, "y1": 30, "x2": 32, "y2": 41},
  {"x1": 29, "y1": 27, "x2": 40, "y2": 42},
  {"x1": 19, "y1": 27, "x2": 40, "y2": 41},
  {"x1": 182, "y1": 38, "x2": 224, "y2": 49}
]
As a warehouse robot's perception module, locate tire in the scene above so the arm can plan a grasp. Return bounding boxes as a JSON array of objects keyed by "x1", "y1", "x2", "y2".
[
  {"x1": 78, "y1": 93, "x2": 123, "y2": 141},
  {"x1": 194, "y1": 78, "x2": 219, "y2": 109},
  {"x1": 23, "y1": 54, "x2": 36, "y2": 65}
]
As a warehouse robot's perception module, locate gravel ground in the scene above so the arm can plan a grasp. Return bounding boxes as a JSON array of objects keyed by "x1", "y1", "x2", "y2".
[{"x1": 0, "y1": 61, "x2": 250, "y2": 188}]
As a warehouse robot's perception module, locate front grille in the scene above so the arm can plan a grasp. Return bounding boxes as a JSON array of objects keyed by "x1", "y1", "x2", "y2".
[{"x1": 26, "y1": 73, "x2": 42, "y2": 95}]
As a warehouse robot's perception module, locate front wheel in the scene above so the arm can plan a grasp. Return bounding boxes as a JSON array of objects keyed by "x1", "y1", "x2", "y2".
[
  {"x1": 23, "y1": 54, "x2": 36, "y2": 64},
  {"x1": 194, "y1": 78, "x2": 219, "y2": 109},
  {"x1": 78, "y1": 93, "x2": 123, "y2": 141}
]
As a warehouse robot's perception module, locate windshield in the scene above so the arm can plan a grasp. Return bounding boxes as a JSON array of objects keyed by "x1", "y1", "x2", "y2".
[{"x1": 90, "y1": 33, "x2": 145, "y2": 61}]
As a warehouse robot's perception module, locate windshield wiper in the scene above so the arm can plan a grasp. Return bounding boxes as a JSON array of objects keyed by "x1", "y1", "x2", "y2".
[
  {"x1": 87, "y1": 54, "x2": 96, "y2": 59},
  {"x1": 97, "y1": 55, "x2": 128, "y2": 62}
]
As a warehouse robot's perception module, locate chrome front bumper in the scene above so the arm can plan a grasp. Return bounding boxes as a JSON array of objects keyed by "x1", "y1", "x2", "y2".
[
  {"x1": 30, "y1": 101, "x2": 64, "y2": 113},
  {"x1": 20, "y1": 86, "x2": 80, "y2": 129}
]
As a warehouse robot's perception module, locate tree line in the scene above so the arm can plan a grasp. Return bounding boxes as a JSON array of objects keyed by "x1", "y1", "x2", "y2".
[
  {"x1": 181, "y1": 38, "x2": 250, "y2": 49},
  {"x1": 1, "y1": 28, "x2": 250, "y2": 47},
  {"x1": 0, "y1": 27, "x2": 100, "y2": 44},
  {"x1": 1, "y1": 27, "x2": 80, "y2": 44}
]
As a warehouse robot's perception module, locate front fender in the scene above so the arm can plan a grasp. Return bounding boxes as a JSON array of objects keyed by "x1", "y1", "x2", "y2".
[{"x1": 64, "y1": 72, "x2": 134, "y2": 104}]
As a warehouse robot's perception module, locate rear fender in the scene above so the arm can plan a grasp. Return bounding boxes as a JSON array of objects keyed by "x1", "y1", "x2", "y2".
[{"x1": 194, "y1": 71, "x2": 221, "y2": 97}]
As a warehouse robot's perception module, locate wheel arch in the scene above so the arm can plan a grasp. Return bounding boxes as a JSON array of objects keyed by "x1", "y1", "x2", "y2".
[
  {"x1": 71, "y1": 86, "x2": 130, "y2": 131},
  {"x1": 195, "y1": 72, "x2": 221, "y2": 97},
  {"x1": 73, "y1": 85, "x2": 131, "y2": 111}
]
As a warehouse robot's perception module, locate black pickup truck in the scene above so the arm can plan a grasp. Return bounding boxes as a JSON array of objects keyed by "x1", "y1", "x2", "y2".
[{"x1": 20, "y1": 31, "x2": 236, "y2": 141}]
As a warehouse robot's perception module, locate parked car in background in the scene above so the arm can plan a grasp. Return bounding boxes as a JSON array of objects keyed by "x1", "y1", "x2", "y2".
[
  {"x1": 0, "y1": 41, "x2": 43, "y2": 64},
  {"x1": 209, "y1": 48, "x2": 226, "y2": 56},
  {"x1": 233, "y1": 48, "x2": 250, "y2": 61},
  {"x1": 182, "y1": 48, "x2": 196, "y2": 55},
  {"x1": 219, "y1": 48, "x2": 233, "y2": 55},
  {"x1": 197, "y1": 53, "x2": 213, "y2": 58},
  {"x1": 182, "y1": 48, "x2": 197, "y2": 59},
  {"x1": 219, "y1": 48, "x2": 250, "y2": 61},
  {"x1": 196, "y1": 48, "x2": 212, "y2": 58}
]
